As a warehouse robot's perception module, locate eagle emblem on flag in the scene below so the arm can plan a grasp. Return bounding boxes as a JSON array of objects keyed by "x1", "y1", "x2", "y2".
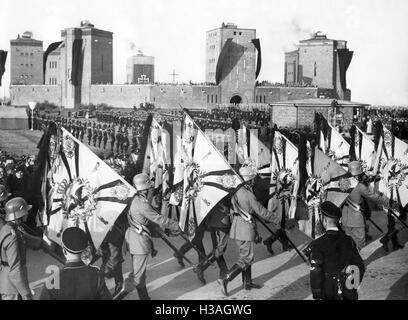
[
  {"x1": 380, "y1": 158, "x2": 408, "y2": 190},
  {"x1": 44, "y1": 128, "x2": 136, "y2": 249}
]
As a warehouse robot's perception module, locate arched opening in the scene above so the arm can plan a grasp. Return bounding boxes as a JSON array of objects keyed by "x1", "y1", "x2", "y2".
[{"x1": 230, "y1": 95, "x2": 242, "y2": 104}]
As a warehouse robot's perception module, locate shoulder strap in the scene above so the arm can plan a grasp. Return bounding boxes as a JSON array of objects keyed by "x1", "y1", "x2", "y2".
[
  {"x1": 0, "y1": 230, "x2": 13, "y2": 264},
  {"x1": 233, "y1": 192, "x2": 252, "y2": 222}
]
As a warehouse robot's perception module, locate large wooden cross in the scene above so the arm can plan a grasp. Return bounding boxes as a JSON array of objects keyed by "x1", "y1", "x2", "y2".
[{"x1": 169, "y1": 69, "x2": 179, "y2": 83}]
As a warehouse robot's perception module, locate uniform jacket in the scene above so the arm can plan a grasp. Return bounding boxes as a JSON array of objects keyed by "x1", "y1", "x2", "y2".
[
  {"x1": 342, "y1": 183, "x2": 384, "y2": 228},
  {"x1": 125, "y1": 194, "x2": 179, "y2": 255},
  {"x1": 0, "y1": 222, "x2": 42, "y2": 295},
  {"x1": 230, "y1": 184, "x2": 280, "y2": 242},
  {"x1": 309, "y1": 229, "x2": 365, "y2": 300},
  {"x1": 39, "y1": 261, "x2": 112, "y2": 300},
  {"x1": 204, "y1": 197, "x2": 232, "y2": 231}
]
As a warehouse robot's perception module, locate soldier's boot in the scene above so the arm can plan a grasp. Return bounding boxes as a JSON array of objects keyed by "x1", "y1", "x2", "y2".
[
  {"x1": 217, "y1": 264, "x2": 242, "y2": 297},
  {"x1": 391, "y1": 231, "x2": 404, "y2": 251},
  {"x1": 216, "y1": 256, "x2": 228, "y2": 279},
  {"x1": 151, "y1": 248, "x2": 158, "y2": 258},
  {"x1": 365, "y1": 225, "x2": 373, "y2": 242},
  {"x1": 242, "y1": 265, "x2": 263, "y2": 290},
  {"x1": 277, "y1": 229, "x2": 292, "y2": 252},
  {"x1": 193, "y1": 252, "x2": 216, "y2": 285},
  {"x1": 174, "y1": 242, "x2": 193, "y2": 268},
  {"x1": 113, "y1": 281, "x2": 124, "y2": 296},
  {"x1": 136, "y1": 285, "x2": 151, "y2": 300},
  {"x1": 380, "y1": 229, "x2": 398, "y2": 252},
  {"x1": 263, "y1": 235, "x2": 277, "y2": 256}
]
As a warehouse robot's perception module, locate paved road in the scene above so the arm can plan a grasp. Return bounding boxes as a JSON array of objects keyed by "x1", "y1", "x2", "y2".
[{"x1": 27, "y1": 211, "x2": 408, "y2": 300}]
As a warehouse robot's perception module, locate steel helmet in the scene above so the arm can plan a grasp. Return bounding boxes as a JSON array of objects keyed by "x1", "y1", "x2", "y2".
[
  {"x1": 239, "y1": 166, "x2": 257, "y2": 182},
  {"x1": 348, "y1": 161, "x2": 363, "y2": 177},
  {"x1": 133, "y1": 173, "x2": 153, "y2": 191},
  {"x1": 4, "y1": 197, "x2": 32, "y2": 222}
]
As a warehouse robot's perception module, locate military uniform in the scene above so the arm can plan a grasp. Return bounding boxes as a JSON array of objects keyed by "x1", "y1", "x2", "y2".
[
  {"x1": 79, "y1": 124, "x2": 85, "y2": 142},
  {"x1": 116, "y1": 131, "x2": 122, "y2": 153},
  {"x1": 92, "y1": 126, "x2": 98, "y2": 147},
  {"x1": 310, "y1": 201, "x2": 365, "y2": 300},
  {"x1": 124, "y1": 191, "x2": 179, "y2": 300},
  {"x1": 97, "y1": 127, "x2": 103, "y2": 148},
  {"x1": 102, "y1": 129, "x2": 108, "y2": 150},
  {"x1": 99, "y1": 212, "x2": 127, "y2": 295},
  {"x1": 230, "y1": 184, "x2": 280, "y2": 267},
  {"x1": 0, "y1": 221, "x2": 42, "y2": 299},
  {"x1": 87, "y1": 125, "x2": 92, "y2": 145},
  {"x1": 218, "y1": 167, "x2": 282, "y2": 297},
  {"x1": 193, "y1": 198, "x2": 231, "y2": 284},
  {"x1": 110, "y1": 129, "x2": 116, "y2": 152},
  {"x1": 342, "y1": 182, "x2": 385, "y2": 250}
]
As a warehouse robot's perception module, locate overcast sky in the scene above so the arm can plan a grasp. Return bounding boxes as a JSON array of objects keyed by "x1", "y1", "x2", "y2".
[{"x1": 1, "y1": 0, "x2": 407, "y2": 105}]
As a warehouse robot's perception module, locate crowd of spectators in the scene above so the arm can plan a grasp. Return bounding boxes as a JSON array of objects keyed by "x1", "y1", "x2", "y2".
[{"x1": 363, "y1": 106, "x2": 408, "y2": 140}]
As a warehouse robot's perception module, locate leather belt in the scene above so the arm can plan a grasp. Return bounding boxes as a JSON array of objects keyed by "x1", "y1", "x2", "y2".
[
  {"x1": 345, "y1": 198, "x2": 361, "y2": 211},
  {"x1": 131, "y1": 224, "x2": 151, "y2": 237}
]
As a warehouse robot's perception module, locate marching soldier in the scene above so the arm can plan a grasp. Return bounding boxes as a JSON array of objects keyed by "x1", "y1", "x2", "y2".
[
  {"x1": 97, "y1": 126, "x2": 103, "y2": 149},
  {"x1": 92, "y1": 124, "x2": 98, "y2": 147},
  {"x1": 79, "y1": 122, "x2": 85, "y2": 142},
  {"x1": 193, "y1": 196, "x2": 231, "y2": 284},
  {"x1": 66, "y1": 120, "x2": 72, "y2": 133},
  {"x1": 39, "y1": 227, "x2": 112, "y2": 300},
  {"x1": 87, "y1": 123, "x2": 93, "y2": 145},
  {"x1": 217, "y1": 166, "x2": 292, "y2": 296},
  {"x1": 110, "y1": 127, "x2": 116, "y2": 152},
  {"x1": 120, "y1": 173, "x2": 180, "y2": 300},
  {"x1": 102, "y1": 128, "x2": 108, "y2": 150},
  {"x1": 309, "y1": 201, "x2": 365, "y2": 300},
  {"x1": 0, "y1": 197, "x2": 46, "y2": 300},
  {"x1": 72, "y1": 121, "x2": 77, "y2": 138},
  {"x1": 123, "y1": 130, "x2": 130, "y2": 154},
  {"x1": 131, "y1": 129, "x2": 138, "y2": 152},
  {"x1": 99, "y1": 212, "x2": 128, "y2": 296},
  {"x1": 116, "y1": 130, "x2": 122, "y2": 153},
  {"x1": 342, "y1": 161, "x2": 389, "y2": 250}
]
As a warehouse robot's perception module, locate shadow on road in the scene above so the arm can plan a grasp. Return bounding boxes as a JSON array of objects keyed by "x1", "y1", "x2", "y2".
[{"x1": 386, "y1": 273, "x2": 408, "y2": 300}]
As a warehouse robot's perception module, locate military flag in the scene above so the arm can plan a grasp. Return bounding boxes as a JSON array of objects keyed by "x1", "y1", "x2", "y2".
[
  {"x1": 178, "y1": 110, "x2": 243, "y2": 238},
  {"x1": 315, "y1": 112, "x2": 350, "y2": 168},
  {"x1": 294, "y1": 136, "x2": 316, "y2": 238},
  {"x1": 349, "y1": 124, "x2": 384, "y2": 173},
  {"x1": 237, "y1": 124, "x2": 271, "y2": 174},
  {"x1": 158, "y1": 119, "x2": 179, "y2": 219},
  {"x1": 268, "y1": 131, "x2": 299, "y2": 227},
  {"x1": 44, "y1": 128, "x2": 136, "y2": 250},
  {"x1": 309, "y1": 147, "x2": 357, "y2": 208},
  {"x1": 143, "y1": 118, "x2": 165, "y2": 192},
  {"x1": 375, "y1": 125, "x2": 408, "y2": 213},
  {"x1": 169, "y1": 116, "x2": 188, "y2": 206}
]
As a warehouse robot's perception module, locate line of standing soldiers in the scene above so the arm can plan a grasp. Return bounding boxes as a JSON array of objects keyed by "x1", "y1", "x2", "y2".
[{"x1": 33, "y1": 115, "x2": 145, "y2": 154}]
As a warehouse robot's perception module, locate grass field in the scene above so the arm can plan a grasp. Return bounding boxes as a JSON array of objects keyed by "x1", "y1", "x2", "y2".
[{"x1": 0, "y1": 130, "x2": 43, "y2": 156}]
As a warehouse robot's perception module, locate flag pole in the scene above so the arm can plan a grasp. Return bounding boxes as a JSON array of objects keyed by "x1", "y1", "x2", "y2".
[
  {"x1": 180, "y1": 105, "x2": 309, "y2": 265},
  {"x1": 389, "y1": 208, "x2": 408, "y2": 230},
  {"x1": 152, "y1": 225, "x2": 194, "y2": 266},
  {"x1": 22, "y1": 223, "x2": 66, "y2": 264},
  {"x1": 253, "y1": 215, "x2": 309, "y2": 265}
]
